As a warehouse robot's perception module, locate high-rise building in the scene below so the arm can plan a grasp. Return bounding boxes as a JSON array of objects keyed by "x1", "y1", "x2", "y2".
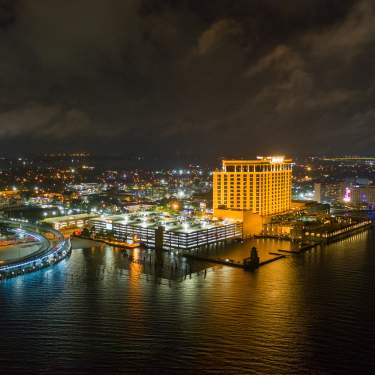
[
  {"x1": 350, "y1": 186, "x2": 375, "y2": 207},
  {"x1": 213, "y1": 157, "x2": 292, "y2": 216},
  {"x1": 314, "y1": 182, "x2": 345, "y2": 203}
]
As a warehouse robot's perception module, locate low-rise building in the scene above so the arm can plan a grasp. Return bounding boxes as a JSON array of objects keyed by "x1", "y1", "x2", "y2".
[
  {"x1": 43, "y1": 213, "x2": 99, "y2": 231},
  {"x1": 89, "y1": 212, "x2": 242, "y2": 250}
]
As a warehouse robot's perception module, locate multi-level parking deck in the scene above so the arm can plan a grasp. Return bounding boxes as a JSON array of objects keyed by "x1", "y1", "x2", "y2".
[{"x1": 89, "y1": 212, "x2": 243, "y2": 250}]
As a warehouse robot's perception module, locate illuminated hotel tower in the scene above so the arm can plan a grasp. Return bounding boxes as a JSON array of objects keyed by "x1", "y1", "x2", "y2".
[{"x1": 213, "y1": 157, "x2": 292, "y2": 216}]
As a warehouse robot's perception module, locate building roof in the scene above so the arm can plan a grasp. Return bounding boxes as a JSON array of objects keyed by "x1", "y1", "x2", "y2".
[
  {"x1": 42, "y1": 213, "x2": 99, "y2": 224},
  {"x1": 222, "y1": 157, "x2": 292, "y2": 165}
]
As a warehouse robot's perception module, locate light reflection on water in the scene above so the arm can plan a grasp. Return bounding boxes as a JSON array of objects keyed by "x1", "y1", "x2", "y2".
[{"x1": 0, "y1": 232, "x2": 375, "y2": 374}]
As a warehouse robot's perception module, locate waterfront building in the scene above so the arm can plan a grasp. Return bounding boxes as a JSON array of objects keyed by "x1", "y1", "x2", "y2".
[
  {"x1": 89, "y1": 212, "x2": 242, "y2": 250},
  {"x1": 213, "y1": 157, "x2": 292, "y2": 215},
  {"x1": 213, "y1": 157, "x2": 292, "y2": 235}
]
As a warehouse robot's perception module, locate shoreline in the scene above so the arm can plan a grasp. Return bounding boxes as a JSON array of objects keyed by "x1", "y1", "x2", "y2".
[{"x1": 71, "y1": 223, "x2": 373, "y2": 272}]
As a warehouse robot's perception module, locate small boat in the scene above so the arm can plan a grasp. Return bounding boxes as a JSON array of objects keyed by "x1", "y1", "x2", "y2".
[
  {"x1": 122, "y1": 235, "x2": 141, "y2": 249},
  {"x1": 123, "y1": 242, "x2": 140, "y2": 249}
]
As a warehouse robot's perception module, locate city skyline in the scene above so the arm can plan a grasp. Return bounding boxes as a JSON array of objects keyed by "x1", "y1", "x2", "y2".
[{"x1": 1, "y1": 2, "x2": 375, "y2": 374}]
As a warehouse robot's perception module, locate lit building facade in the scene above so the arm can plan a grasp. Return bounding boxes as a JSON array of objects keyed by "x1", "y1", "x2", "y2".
[
  {"x1": 213, "y1": 157, "x2": 293, "y2": 216},
  {"x1": 42, "y1": 213, "x2": 99, "y2": 231},
  {"x1": 89, "y1": 213, "x2": 242, "y2": 250},
  {"x1": 314, "y1": 182, "x2": 345, "y2": 203},
  {"x1": 350, "y1": 186, "x2": 375, "y2": 207}
]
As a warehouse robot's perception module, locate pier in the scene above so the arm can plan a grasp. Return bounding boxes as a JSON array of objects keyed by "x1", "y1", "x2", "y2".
[
  {"x1": 181, "y1": 220, "x2": 373, "y2": 271},
  {"x1": 181, "y1": 253, "x2": 245, "y2": 268},
  {"x1": 181, "y1": 250, "x2": 286, "y2": 270}
]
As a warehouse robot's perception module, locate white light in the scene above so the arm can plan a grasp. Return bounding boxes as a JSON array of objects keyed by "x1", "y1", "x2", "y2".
[
  {"x1": 271, "y1": 156, "x2": 285, "y2": 163},
  {"x1": 177, "y1": 190, "x2": 185, "y2": 198},
  {"x1": 141, "y1": 216, "x2": 147, "y2": 227}
]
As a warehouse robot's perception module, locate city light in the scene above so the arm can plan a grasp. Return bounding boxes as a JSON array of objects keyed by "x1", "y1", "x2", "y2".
[{"x1": 0, "y1": 1, "x2": 373, "y2": 371}]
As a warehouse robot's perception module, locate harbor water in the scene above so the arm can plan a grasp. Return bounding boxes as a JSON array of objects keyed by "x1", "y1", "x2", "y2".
[{"x1": 1, "y1": 231, "x2": 375, "y2": 374}]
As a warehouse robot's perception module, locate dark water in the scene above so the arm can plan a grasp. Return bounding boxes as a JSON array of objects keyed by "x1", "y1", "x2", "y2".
[{"x1": 1, "y1": 232, "x2": 375, "y2": 374}]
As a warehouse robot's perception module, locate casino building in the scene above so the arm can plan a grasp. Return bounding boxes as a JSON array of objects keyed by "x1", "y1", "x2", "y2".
[{"x1": 213, "y1": 157, "x2": 293, "y2": 236}]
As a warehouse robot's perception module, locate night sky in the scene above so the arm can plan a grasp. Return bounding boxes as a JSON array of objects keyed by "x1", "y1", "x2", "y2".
[{"x1": 0, "y1": 0, "x2": 374, "y2": 159}]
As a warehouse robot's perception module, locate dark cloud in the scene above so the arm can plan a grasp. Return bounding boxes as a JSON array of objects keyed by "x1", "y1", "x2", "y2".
[{"x1": 0, "y1": 0, "x2": 373, "y2": 159}]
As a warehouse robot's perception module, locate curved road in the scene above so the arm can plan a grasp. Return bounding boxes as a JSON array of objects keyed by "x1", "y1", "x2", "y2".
[{"x1": 0, "y1": 220, "x2": 71, "y2": 279}]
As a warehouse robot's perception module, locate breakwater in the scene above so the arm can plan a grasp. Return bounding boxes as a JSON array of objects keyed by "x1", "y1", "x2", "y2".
[{"x1": 0, "y1": 221, "x2": 71, "y2": 280}]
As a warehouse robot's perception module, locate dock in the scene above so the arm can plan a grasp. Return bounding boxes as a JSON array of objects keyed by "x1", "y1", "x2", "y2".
[
  {"x1": 73, "y1": 235, "x2": 141, "y2": 249},
  {"x1": 259, "y1": 255, "x2": 286, "y2": 265},
  {"x1": 181, "y1": 253, "x2": 245, "y2": 268},
  {"x1": 181, "y1": 252, "x2": 286, "y2": 270},
  {"x1": 277, "y1": 249, "x2": 301, "y2": 254}
]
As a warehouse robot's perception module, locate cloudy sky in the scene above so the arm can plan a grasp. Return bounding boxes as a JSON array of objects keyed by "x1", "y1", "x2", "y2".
[{"x1": 0, "y1": 0, "x2": 374, "y2": 159}]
